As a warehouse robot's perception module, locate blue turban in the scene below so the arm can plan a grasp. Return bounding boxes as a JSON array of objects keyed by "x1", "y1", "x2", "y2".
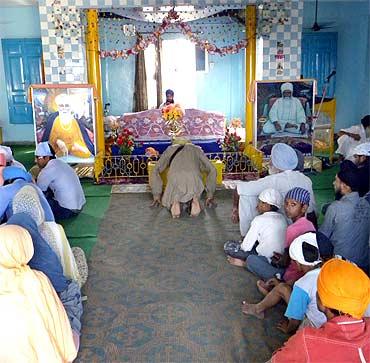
[
  {"x1": 271, "y1": 143, "x2": 298, "y2": 171},
  {"x1": 285, "y1": 187, "x2": 310, "y2": 206}
]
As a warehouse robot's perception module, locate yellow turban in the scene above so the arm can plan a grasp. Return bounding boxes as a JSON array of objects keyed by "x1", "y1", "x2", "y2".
[{"x1": 317, "y1": 259, "x2": 370, "y2": 319}]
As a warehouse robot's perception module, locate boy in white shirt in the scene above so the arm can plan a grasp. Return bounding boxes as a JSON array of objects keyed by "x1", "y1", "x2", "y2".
[{"x1": 224, "y1": 188, "x2": 287, "y2": 271}]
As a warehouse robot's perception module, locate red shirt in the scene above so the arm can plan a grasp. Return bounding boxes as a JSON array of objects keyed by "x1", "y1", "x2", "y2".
[
  {"x1": 272, "y1": 316, "x2": 370, "y2": 363},
  {"x1": 283, "y1": 217, "x2": 315, "y2": 282}
]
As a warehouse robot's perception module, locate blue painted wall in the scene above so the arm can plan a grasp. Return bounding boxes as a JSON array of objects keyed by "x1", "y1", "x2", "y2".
[
  {"x1": 303, "y1": 0, "x2": 370, "y2": 131},
  {"x1": 0, "y1": 6, "x2": 41, "y2": 142},
  {"x1": 100, "y1": 17, "x2": 245, "y2": 125}
]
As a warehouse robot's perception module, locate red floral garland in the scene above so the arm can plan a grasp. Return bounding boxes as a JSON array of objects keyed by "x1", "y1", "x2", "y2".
[{"x1": 100, "y1": 9, "x2": 248, "y2": 59}]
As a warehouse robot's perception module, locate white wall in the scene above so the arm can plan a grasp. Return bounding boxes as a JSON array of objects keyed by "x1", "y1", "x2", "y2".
[{"x1": 0, "y1": 6, "x2": 41, "y2": 143}]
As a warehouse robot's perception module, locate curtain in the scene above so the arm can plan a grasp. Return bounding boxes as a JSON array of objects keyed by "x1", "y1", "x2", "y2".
[
  {"x1": 133, "y1": 36, "x2": 148, "y2": 112},
  {"x1": 155, "y1": 37, "x2": 163, "y2": 109}
]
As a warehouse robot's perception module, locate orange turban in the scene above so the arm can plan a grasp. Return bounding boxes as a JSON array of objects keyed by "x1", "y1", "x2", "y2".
[{"x1": 317, "y1": 259, "x2": 370, "y2": 319}]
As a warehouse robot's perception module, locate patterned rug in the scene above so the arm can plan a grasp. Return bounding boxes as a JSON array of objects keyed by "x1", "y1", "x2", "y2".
[{"x1": 77, "y1": 190, "x2": 286, "y2": 362}]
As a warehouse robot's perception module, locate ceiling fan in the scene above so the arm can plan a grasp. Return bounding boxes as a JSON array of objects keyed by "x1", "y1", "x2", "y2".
[{"x1": 306, "y1": 0, "x2": 335, "y2": 32}]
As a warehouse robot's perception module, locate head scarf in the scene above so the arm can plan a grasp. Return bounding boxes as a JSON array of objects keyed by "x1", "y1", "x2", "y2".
[
  {"x1": 317, "y1": 258, "x2": 370, "y2": 319},
  {"x1": 0, "y1": 145, "x2": 13, "y2": 162},
  {"x1": 289, "y1": 232, "x2": 321, "y2": 266},
  {"x1": 2, "y1": 166, "x2": 32, "y2": 183},
  {"x1": 337, "y1": 160, "x2": 359, "y2": 191},
  {"x1": 172, "y1": 137, "x2": 191, "y2": 145},
  {"x1": 259, "y1": 188, "x2": 283, "y2": 209},
  {"x1": 271, "y1": 143, "x2": 298, "y2": 171},
  {"x1": 0, "y1": 224, "x2": 77, "y2": 363},
  {"x1": 281, "y1": 82, "x2": 293, "y2": 94},
  {"x1": 353, "y1": 142, "x2": 370, "y2": 157},
  {"x1": 285, "y1": 187, "x2": 310, "y2": 206}
]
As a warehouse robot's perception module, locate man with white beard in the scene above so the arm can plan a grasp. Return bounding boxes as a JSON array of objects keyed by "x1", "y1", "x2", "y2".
[
  {"x1": 231, "y1": 143, "x2": 317, "y2": 236},
  {"x1": 41, "y1": 93, "x2": 94, "y2": 159},
  {"x1": 263, "y1": 82, "x2": 307, "y2": 135}
]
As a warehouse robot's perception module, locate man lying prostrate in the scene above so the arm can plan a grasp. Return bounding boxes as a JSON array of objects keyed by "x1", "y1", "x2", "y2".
[
  {"x1": 0, "y1": 166, "x2": 54, "y2": 222},
  {"x1": 232, "y1": 143, "x2": 316, "y2": 236},
  {"x1": 224, "y1": 188, "x2": 287, "y2": 272},
  {"x1": 0, "y1": 145, "x2": 26, "y2": 170},
  {"x1": 242, "y1": 233, "x2": 326, "y2": 333},
  {"x1": 271, "y1": 259, "x2": 370, "y2": 362},
  {"x1": 0, "y1": 224, "x2": 79, "y2": 363},
  {"x1": 319, "y1": 160, "x2": 370, "y2": 273},
  {"x1": 35, "y1": 142, "x2": 86, "y2": 220}
]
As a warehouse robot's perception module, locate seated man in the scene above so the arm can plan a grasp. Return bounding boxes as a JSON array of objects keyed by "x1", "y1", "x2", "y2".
[
  {"x1": 159, "y1": 89, "x2": 175, "y2": 109},
  {"x1": 242, "y1": 233, "x2": 326, "y2": 332},
  {"x1": 232, "y1": 143, "x2": 316, "y2": 236},
  {"x1": 35, "y1": 142, "x2": 86, "y2": 220},
  {"x1": 0, "y1": 145, "x2": 26, "y2": 170},
  {"x1": 41, "y1": 93, "x2": 94, "y2": 158},
  {"x1": 150, "y1": 138, "x2": 216, "y2": 218},
  {"x1": 271, "y1": 258, "x2": 370, "y2": 362},
  {"x1": 262, "y1": 82, "x2": 307, "y2": 135},
  {"x1": 319, "y1": 160, "x2": 370, "y2": 273},
  {"x1": 352, "y1": 142, "x2": 370, "y2": 197},
  {"x1": 336, "y1": 115, "x2": 370, "y2": 160},
  {"x1": 224, "y1": 188, "x2": 287, "y2": 271}
]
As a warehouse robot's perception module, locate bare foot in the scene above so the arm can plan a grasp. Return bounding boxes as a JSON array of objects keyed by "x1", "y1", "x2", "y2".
[
  {"x1": 190, "y1": 197, "x2": 201, "y2": 217},
  {"x1": 171, "y1": 202, "x2": 180, "y2": 218},
  {"x1": 242, "y1": 304, "x2": 264, "y2": 319},
  {"x1": 256, "y1": 280, "x2": 271, "y2": 296},
  {"x1": 231, "y1": 208, "x2": 239, "y2": 223},
  {"x1": 227, "y1": 256, "x2": 246, "y2": 267}
]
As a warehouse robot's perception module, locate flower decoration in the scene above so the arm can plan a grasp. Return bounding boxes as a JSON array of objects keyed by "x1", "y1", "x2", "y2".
[
  {"x1": 116, "y1": 128, "x2": 136, "y2": 155},
  {"x1": 218, "y1": 127, "x2": 242, "y2": 152},
  {"x1": 161, "y1": 104, "x2": 184, "y2": 136},
  {"x1": 257, "y1": 0, "x2": 290, "y2": 38},
  {"x1": 100, "y1": 9, "x2": 248, "y2": 60}
]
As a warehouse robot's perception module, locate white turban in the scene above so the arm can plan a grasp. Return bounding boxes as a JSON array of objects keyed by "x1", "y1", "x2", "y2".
[
  {"x1": 281, "y1": 82, "x2": 293, "y2": 93},
  {"x1": 271, "y1": 143, "x2": 298, "y2": 171},
  {"x1": 35, "y1": 142, "x2": 53, "y2": 157},
  {"x1": 258, "y1": 188, "x2": 283, "y2": 209},
  {"x1": 0, "y1": 145, "x2": 14, "y2": 162},
  {"x1": 289, "y1": 232, "x2": 321, "y2": 266},
  {"x1": 353, "y1": 142, "x2": 370, "y2": 156}
]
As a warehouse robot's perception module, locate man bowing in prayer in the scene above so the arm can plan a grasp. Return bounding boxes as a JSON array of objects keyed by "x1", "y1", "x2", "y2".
[
  {"x1": 263, "y1": 82, "x2": 307, "y2": 135},
  {"x1": 150, "y1": 138, "x2": 217, "y2": 218}
]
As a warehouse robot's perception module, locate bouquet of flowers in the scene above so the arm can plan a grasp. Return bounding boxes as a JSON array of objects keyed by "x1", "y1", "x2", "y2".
[
  {"x1": 218, "y1": 127, "x2": 242, "y2": 152},
  {"x1": 116, "y1": 128, "x2": 136, "y2": 155},
  {"x1": 230, "y1": 118, "x2": 242, "y2": 128},
  {"x1": 161, "y1": 104, "x2": 184, "y2": 136}
]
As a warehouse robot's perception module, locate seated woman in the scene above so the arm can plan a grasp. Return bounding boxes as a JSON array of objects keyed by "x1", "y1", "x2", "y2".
[
  {"x1": 0, "y1": 166, "x2": 54, "y2": 223},
  {"x1": 12, "y1": 184, "x2": 87, "y2": 286},
  {"x1": 150, "y1": 138, "x2": 217, "y2": 218},
  {"x1": 0, "y1": 224, "x2": 78, "y2": 362}
]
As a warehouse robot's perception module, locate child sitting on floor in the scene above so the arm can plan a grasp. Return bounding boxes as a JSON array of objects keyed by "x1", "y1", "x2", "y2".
[
  {"x1": 242, "y1": 232, "x2": 327, "y2": 334},
  {"x1": 224, "y1": 188, "x2": 287, "y2": 269},
  {"x1": 251, "y1": 187, "x2": 316, "y2": 288}
]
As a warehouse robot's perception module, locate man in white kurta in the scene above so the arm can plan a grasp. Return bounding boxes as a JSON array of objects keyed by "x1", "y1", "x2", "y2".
[
  {"x1": 233, "y1": 143, "x2": 316, "y2": 236},
  {"x1": 263, "y1": 82, "x2": 307, "y2": 135},
  {"x1": 336, "y1": 115, "x2": 370, "y2": 160}
]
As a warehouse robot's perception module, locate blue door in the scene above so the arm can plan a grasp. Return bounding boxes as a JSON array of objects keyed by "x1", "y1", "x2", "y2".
[
  {"x1": 2, "y1": 38, "x2": 43, "y2": 124},
  {"x1": 301, "y1": 33, "x2": 337, "y2": 98}
]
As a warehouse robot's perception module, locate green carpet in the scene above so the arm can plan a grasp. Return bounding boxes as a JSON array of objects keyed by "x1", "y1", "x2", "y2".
[{"x1": 9, "y1": 145, "x2": 112, "y2": 258}]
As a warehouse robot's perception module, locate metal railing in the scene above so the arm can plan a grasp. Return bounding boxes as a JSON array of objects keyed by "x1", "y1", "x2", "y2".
[{"x1": 94, "y1": 151, "x2": 258, "y2": 184}]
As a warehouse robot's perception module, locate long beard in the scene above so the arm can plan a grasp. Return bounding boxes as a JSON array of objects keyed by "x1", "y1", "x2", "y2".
[
  {"x1": 59, "y1": 112, "x2": 72, "y2": 125},
  {"x1": 334, "y1": 190, "x2": 343, "y2": 200},
  {"x1": 268, "y1": 164, "x2": 280, "y2": 175}
]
